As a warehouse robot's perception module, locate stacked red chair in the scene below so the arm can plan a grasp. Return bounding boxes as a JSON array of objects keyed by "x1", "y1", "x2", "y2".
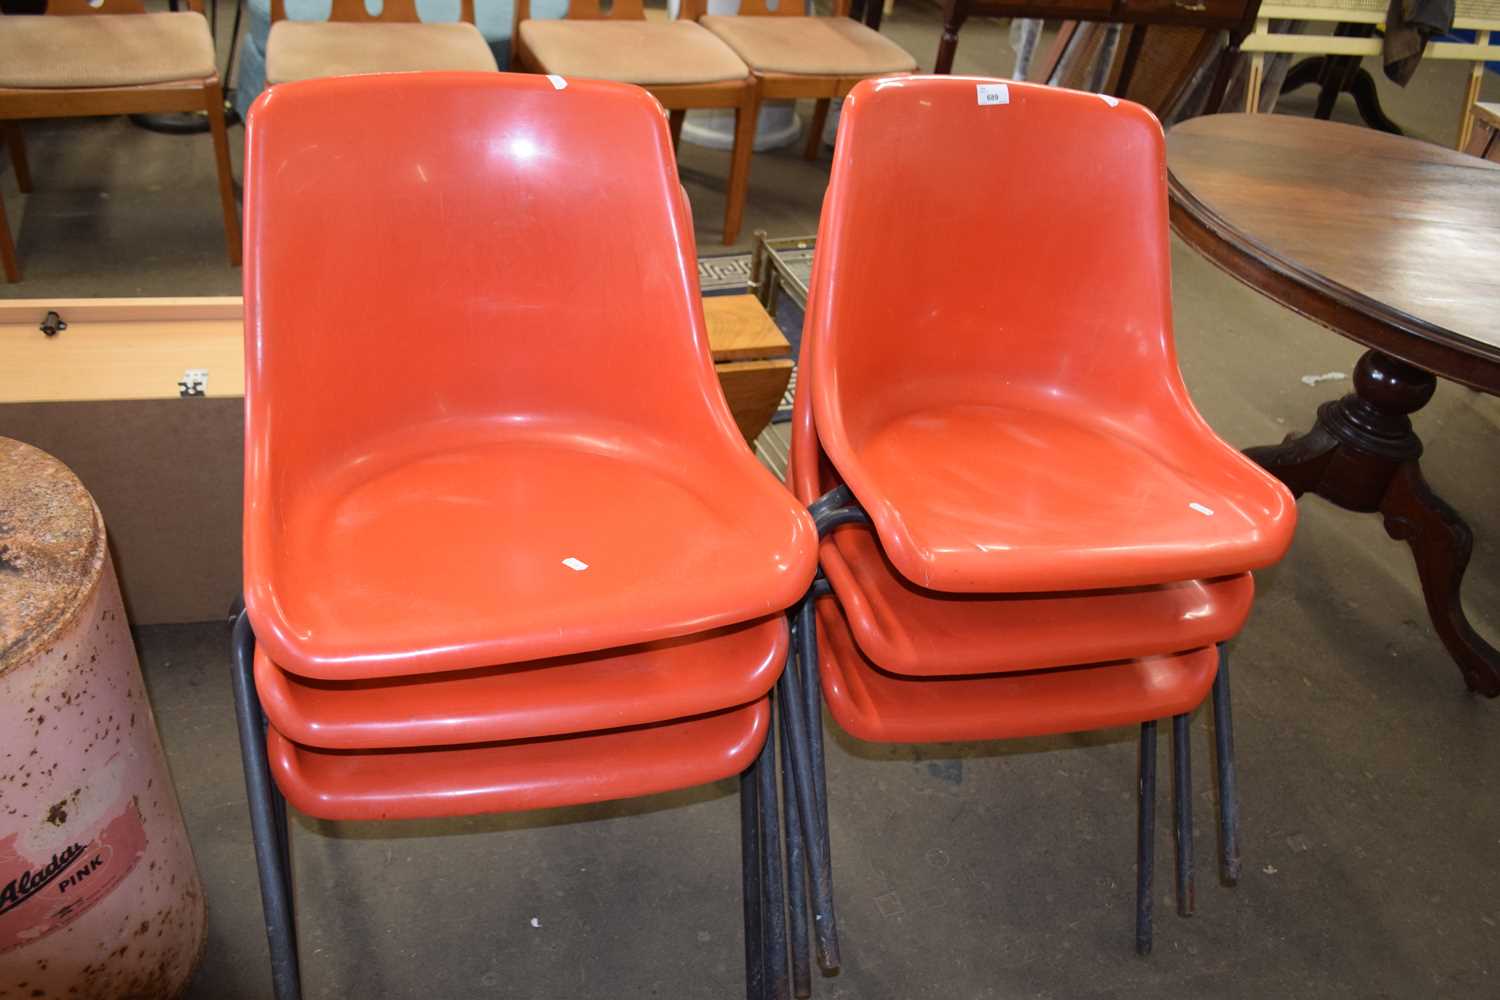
[
  {"x1": 232, "y1": 72, "x2": 816, "y2": 1000},
  {"x1": 776, "y1": 75, "x2": 1299, "y2": 979}
]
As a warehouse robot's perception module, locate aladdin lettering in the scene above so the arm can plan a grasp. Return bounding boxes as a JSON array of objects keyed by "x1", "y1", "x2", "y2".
[{"x1": 0, "y1": 843, "x2": 88, "y2": 916}]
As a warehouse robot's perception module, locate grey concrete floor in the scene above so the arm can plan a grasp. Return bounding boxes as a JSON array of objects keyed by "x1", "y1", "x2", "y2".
[{"x1": 6, "y1": 4, "x2": 1500, "y2": 998}]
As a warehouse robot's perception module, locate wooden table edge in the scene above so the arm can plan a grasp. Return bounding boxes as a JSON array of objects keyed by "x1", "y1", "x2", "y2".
[{"x1": 1166, "y1": 172, "x2": 1500, "y2": 394}]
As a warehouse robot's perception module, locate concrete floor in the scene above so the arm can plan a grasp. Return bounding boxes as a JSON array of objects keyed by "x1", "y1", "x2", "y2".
[{"x1": 5, "y1": 5, "x2": 1500, "y2": 999}]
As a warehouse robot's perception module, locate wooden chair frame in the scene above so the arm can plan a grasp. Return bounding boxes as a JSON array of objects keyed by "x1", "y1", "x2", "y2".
[
  {"x1": 0, "y1": 0, "x2": 239, "y2": 283},
  {"x1": 269, "y1": 0, "x2": 477, "y2": 23},
  {"x1": 510, "y1": 0, "x2": 758, "y2": 245},
  {"x1": 708, "y1": 0, "x2": 887, "y2": 163}
]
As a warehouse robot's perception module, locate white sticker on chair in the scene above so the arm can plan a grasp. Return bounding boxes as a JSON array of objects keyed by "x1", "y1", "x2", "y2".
[
  {"x1": 178, "y1": 369, "x2": 208, "y2": 397},
  {"x1": 562, "y1": 557, "x2": 589, "y2": 571},
  {"x1": 547, "y1": 75, "x2": 567, "y2": 90},
  {"x1": 976, "y1": 83, "x2": 1009, "y2": 107},
  {"x1": 1189, "y1": 502, "x2": 1215, "y2": 517}
]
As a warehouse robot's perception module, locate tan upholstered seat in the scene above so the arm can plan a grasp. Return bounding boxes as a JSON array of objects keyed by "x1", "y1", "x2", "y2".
[
  {"x1": 1476, "y1": 102, "x2": 1500, "y2": 130},
  {"x1": 0, "y1": 12, "x2": 216, "y2": 89},
  {"x1": 518, "y1": 19, "x2": 748, "y2": 85},
  {"x1": 699, "y1": 15, "x2": 915, "y2": 76},
  {"x1": 266, "y1": 21, "x2": 498, "y2": 85}
]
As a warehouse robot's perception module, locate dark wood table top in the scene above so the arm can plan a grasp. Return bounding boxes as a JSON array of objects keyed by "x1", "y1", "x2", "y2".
[{"x1": 1167, "y1": 113, "x2": 1500, "y2": 393}]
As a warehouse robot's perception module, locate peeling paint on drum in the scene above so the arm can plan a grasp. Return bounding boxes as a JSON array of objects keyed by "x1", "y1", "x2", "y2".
[{"x1": 0, "y1": 438, "x2": 206, "y2": 998}]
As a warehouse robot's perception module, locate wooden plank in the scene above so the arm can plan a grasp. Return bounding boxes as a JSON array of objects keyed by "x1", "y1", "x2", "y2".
[
  {"x1": 1241, "y1": 33, "x2": 1500, "y2": 57},
  {"x1": 0, "y1": 293, "x2": 790, "y2": 404},
  {"x1": 702, "y1": 293, "x2": 793, "y2": 362},
  {"x1": 716, "y1": 359, "x2": 794, "y2": 442}
]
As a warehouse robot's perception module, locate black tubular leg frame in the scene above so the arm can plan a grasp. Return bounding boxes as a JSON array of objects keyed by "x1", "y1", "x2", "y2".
[
  {"x1": 774, "y1": 485, "x2": 868, "y2": 976},
  {"x1": 742, "y1": 760, "x2": 765, "y2": 1000},
  {"x1": 758, "y1": 693, "x2": 792, "y2": 1000},
  {"x1": 779, "y1": 691, "x2": 813, "y2": 998},
  {"x1": 1171, "y1": 713, "x2": 1195, "y2": 918},
  {"x1": 1136, "y1": 720, "x2": 1158, "y2": 957},
  {"x1": 780, "y1": 604, "x2": 841, "y2": 973},
  {"x1": 230, "y1": 610, "x2": 303, "y2": 1000},
  {"x1": 1211, "y1": 643, "x2": 1240, "y2": 885}
]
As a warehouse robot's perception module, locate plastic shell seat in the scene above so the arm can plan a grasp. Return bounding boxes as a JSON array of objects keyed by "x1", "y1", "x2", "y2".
[
  {"x1": 789, "y1": 336, "x2": 1255, "y2": 677},
  {"x1": 254, "y1": 616, "x2": 787, "y2": 749},
  {"x1": 804, "y1": 76, "x2": 1296, "y2": 593},
  {"x1": 815, "y1": 598, "x2": 1218, "y2": 744},
  {"x1": 823, "y1": 525, "x2": 1253, "y2": 675},
  {"x1": 266, "y1": 701, "x2": 770, "y2": 821},
  {"x1": 242, "y1": 73, "x2": 816, "y2": 680}
]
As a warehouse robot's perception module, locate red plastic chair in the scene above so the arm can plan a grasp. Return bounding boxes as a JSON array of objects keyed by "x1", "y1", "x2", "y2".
[
  {"x1": 267, "y1": 701, "x2": 770, "y2": 820},
  {"x1": 822, "y1": 525, "x2": 1252, "y2": 676},
  {"x1": 814, "y1": 597, "x2": 1217, "y2": 744},
  {"x1": 791, "y1": 390, "x2": 1255, "y2": 676},
  {"x1": 242, "y1": 72, "x2": 816, "y2": 680},
  {"x1": 254, "y1": 617, "x2": 786, "y2": 749},
  {"x1": 771, "y1": 75, "x2": 1298, "y2": 968},
  {"x1": 232, "y1": 72, "x2": 817, "y2": 1000},
  {"x1": 804, "y1": 78, "x2": 1295, "y2": 595}
]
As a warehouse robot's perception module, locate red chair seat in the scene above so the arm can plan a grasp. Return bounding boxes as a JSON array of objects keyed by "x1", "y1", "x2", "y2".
[
  {"x1": 266, "y1": 700, "x2": 769, "y2": 821},
  {"x1": 252, "y1": 422, "x2": 814, "y2": 680},
  {"x1": 822, "y1": 524, "x2": 1252, "y2": 675},
  {"x1": 254, "y1": 616, "x2": 786, "y2": 749},
  {"x1": 837, "y1": 402, "x2": 1294, "y2": 593},
  {"x1": 815, "y1": 599, "x2": 1217, "y2": 744}
]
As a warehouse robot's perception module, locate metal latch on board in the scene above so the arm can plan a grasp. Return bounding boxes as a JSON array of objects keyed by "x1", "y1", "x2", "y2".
[{"x1": 39, "y1": 311, "x2": 66, "y2": 337}]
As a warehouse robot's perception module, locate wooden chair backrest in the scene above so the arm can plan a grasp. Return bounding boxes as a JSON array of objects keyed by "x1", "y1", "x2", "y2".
[
  {"x1": 41, "y1": 0, "x2": 202, "y2": 15},
  {"x1": 513, "y1": 0, "x2": 660, "y2": 23},
  {"x1": 731, "y1": 0, "x2": 850, "y2": 16},
  {"x1": 271, "y1": 0, "x2": 477, "y2": 25},
  {"x1": 511, "y1": 0, "x2": 850, "y2": 24}
]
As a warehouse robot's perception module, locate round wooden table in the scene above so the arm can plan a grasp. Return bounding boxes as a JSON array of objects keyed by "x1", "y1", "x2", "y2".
[{"x1": 1167, "y1": 113, "x2": 1500, "y2": 696}]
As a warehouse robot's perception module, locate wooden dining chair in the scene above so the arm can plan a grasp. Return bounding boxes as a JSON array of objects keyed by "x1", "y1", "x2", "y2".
[
  {"x1": 512, "y1": 0, "x2": 757, "y2": 244},
  {"x1": 265, "y1": 0, "x2": 498, "y2": 87},
  {"x1": 697, "y1": 0, "x2": 916, "y2": 163},
  {"x1": 0, "y1": 0, "x2": 239, "y2": 282}
]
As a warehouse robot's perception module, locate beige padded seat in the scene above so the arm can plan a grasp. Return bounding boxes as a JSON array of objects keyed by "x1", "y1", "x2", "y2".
[
  {"x1": 699, "y1": 15, "x2": 916, "y2": 76},
  {"x1": 518, "y1": 19, "x2": 748, "y2": 86},
  {"x1": 266, "y1": 21, "x2": 498, "y2": 84},
  {"x1": 0, "y1": 12, "x2": 216, "y2": 89},
  {"x1": 1476, "y1": 102, "x2": 1500, "y2": 131}
]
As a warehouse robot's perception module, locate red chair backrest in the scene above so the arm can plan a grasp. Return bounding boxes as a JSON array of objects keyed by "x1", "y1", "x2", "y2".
[
  {"x1": 243, "y1": 72, "x2": 740, "y2": 519},
  {"x1": 805, "y1": 76, "x2": 1186, "y2": 459}
]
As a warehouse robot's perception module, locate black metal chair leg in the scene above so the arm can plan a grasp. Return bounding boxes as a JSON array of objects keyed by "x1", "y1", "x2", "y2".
[
  {"x1": 1171, "y1": 713, "x2": 1195, "y2": 917},
  {"x1": 796, "y1": 597, "x2": 839, "y2": 971},
  {"x1": 269, "y1": 780, "x2": 297, "y2": 944},
  {"x1": 741, "y1": 761, "x2": 765, "y2": 1000},
  {"x1": 780, "y1": 611, "x2": 841, "y2": 972},
  {"x1": 779, "y1": 697, "x2": 813, "y2": 998},
  {"x1": 757, "y1": 701, "x2": 790, "y2": 1000},
  {"x1": 1211, "y1": 644, "x2": 1241, "y2": 886},
  {"x1": 230, "y1": 611, "x2": 303, "y2": 1000},
  {"x1": 1136, "y1": 720, "x2": 1157, "y2": 957},
  {"x1": 797, "y1": 598, "x2": 834, "y2": 881}
]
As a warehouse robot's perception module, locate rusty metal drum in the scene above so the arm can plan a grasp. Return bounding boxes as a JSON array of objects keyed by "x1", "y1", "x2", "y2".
[{"x1": 0, "y1": 438, "x2": 206, "y2": 997}]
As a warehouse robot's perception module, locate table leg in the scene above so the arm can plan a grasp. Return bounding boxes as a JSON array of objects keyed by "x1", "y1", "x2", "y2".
[
  {"x1": 934, "y1": 0, "x2": 967, "y2": 75},
  {"x1": 1245, "y1": 349, "x2": 1500, "y2": 695}
]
